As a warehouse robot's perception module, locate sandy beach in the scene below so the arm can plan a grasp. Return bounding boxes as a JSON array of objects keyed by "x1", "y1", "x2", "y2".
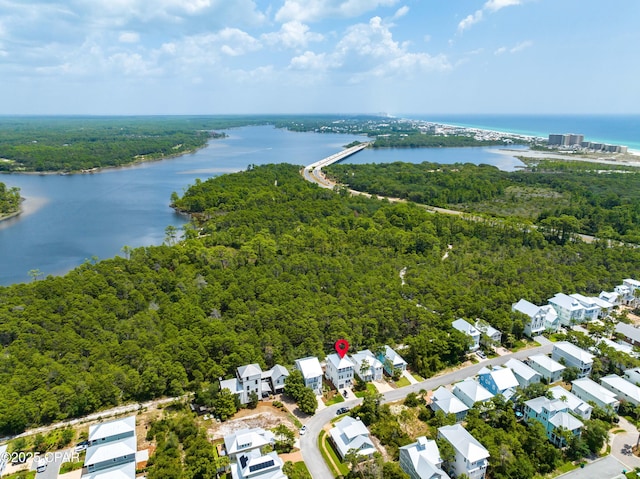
[
  {"x1": 494, "y1": 147, "x2": 640, "y2": 168},
  {"x1": 0, "y1": 195, "x2": 49, "y2": 229}
]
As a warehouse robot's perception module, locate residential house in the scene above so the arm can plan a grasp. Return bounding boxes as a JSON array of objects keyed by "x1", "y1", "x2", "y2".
[
  {"x1": 477, "y1": 366, "x2": 519, "y2": 399},
  {"x1": 548, "y1": 386, "x2": 593, "y2": 420},
  {"x1": 399, "y1": 436, "x2": 451, "y2": 479},
  {"x1": 571, "y1": 378, "x2": 620, "y2": 412},
  {"x1": 504, "y1": 358, "x2": 541, "y2": 388},
  {"x1": 551, "y1": 342, "x2": 594, "y2": 378},
  {"x1": 451, "y1": 319, "x2": 480, "y2": 351},
  {"x1": 616, "y1": 279, "x2": 640, "y2": 306},
  {"x1": 231, "y1": 450, "x2": 286, "y2": 479},
  {"x1": 527, "y1": 355, "x2": 566, "y2": 383},
  {"x1": 569, "y1": 294, "x2": 602, "y2": 321},
  {"x1": 624, "y1": 367, "x2": 640, "y2": 386},
  {"x1": 598, "y1": 338, "x2": 635, "y2": 357},
  {"x1": 325, "y1": 353, "x2": 355, "y2": 390},
  {"x1": 591, "y1": 296, "x2": 615, "y2": 318},
  {"x1": 294, "y1": 356, "x2": 324, "y2": 395},
  {"x1": 615, "y1": 322, "x2": 640, "y2": 348},
  {"x1": 261, "y1": 365, "x2": 289, "y2": 396},
  {"x1": 475, "y1": 319, "x2": 502, "y2": 347},
  {"x1": 548, "y1": 293, "x2": 586, "y2": 326},
  {"x1": 377, "y1": 345, "x2": 408, "y2": 376},
  {"x1": 523, "y1": 396, "x2": 583, "y2": 447},
  {"x1": 329, "y1": 416, "x2": 376, "y2": 460},
  {"x1": 599, "y1": 291, "x2": 620, "y2": 307},
  {"x1": 224, "y1": 428, "x2": 275, "y2": 462},
  {"x1": 351, "y1": 350, "x2": 384, "y2": 382},
  {"x1": 600, "y1": 374, "x2": 640, "y2": 406},
  {"x1": 82, "y1": 415, "x2": 137, "y2": 479},
  {"x1": 219, "y1": 364, "x2": 264, "y2": 405},
  {"x1": 452, "y1": 379, "x2": 494, "y2": 408},
  {"x1": 430, "y1": 386, "x2": 469, "y2": 422},
  {"x1": 437, "y1": 424, "x2": 489, "y2": 479},
  {"x1": 512, "y1": 299, "x2": 561, "y2": 337}
]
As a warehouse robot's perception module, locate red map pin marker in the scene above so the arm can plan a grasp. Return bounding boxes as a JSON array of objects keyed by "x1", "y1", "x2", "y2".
[{"x1": 335, "y1": 339, "x2": 350, "y2": 359}]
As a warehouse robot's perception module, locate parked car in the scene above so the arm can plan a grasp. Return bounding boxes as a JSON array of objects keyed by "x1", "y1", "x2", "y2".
[
  {"x1": 336, "y1": 407, "x2": 350, "y2": 415},
  {"x1": 36, "y1": 459, "x2": 47, "y2": 473},
  {"x1": 477, "y1": 350, "x2": 486, "y2": 359},
  {"x1": 299, "y1": 425, "x2": 307, "y2": 435}
]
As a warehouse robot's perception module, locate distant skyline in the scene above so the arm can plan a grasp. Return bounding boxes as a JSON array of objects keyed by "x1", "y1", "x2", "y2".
[{"x1": 1, "y1": 0, "x2": 639, "y2": 115}]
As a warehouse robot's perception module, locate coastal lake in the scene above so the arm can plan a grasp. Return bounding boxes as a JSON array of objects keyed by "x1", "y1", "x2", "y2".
[{"x1": 0, "y1": 126, "x2": 525, "y2": 285}]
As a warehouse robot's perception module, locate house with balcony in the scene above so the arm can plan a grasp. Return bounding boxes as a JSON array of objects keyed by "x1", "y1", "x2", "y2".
[
  {"x1": 82, "y1": 415, "x2": 138, "y2": 479},
  {"x1": 600, "y1": 374, "x2": 640, "y2": 406},
  {"x1": 548, "y1": 293, "x2": 586, "y2": 326},
  {"x1": 430, "y1": 386, "x2": 469, "y2": 422},
  {"x1": 504, "y1": 358, "x2": 541, "y2": 388},
  {"x1": 571, "y1": 378, "x2": 619, "y2": 412},
  {"x1": 452, "y1": 379, "x2": 493, "y2": 408},
  {"x1": 548, "y1": 386, "x2": 592, "y2": 420},
  {"x1": 616, "y1": 279, "x2": 640, "y2": 306},
  {"x1": 261, "y1": 365, "x2": 289, "y2": 396},
  {"x1": 437, "y1": 424, "x2": 489, "y2": 479},
  {"x1": 451, "y1": 319, "x2": 480, "y2": 351},
  {"x1": 477, "y1": 366, "x2": 519, "y2": 399},
  {"x1": 294, "y1": 356, "x2": 324, "y2": 395},
  {"x1": 351, "y1": 350, "x2": 383, "y2": 382},
  {"x1": 600, "y1": 290, "x2": 620, "y2": 307},
  {"x1": 231, "y1": 450, "x2": 286, "y2": 479},
  {"x1": 551, "y1": 342, "x2": 594, "y2": 378},
  {"x1": 377, "y1": 345, "x2": 408, "y2": 376},
  {"x1": 523, "y1": 396, "x2": 583, "y2": 447},
  {"x1": 527, "y1": 355, "x2": 565, "y2": 383},
  {"x1": 329, "y1": 416, "x2": 376, "y2": 460},
  {"x1": 325, "y1": 353, "x2": 355, "y2": 390},
  {"x1": 569, "y1": 294, "x2": 602, "y2": 321},
  {"x1": 399, "y1": 436, "x2": 451, "y2": 479},
  {"x1": 512, "y1": 299, "x2": 559, "y2": 336}
]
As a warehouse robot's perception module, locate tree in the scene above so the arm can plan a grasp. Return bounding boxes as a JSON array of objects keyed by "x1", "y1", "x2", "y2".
[
  {"x1": 561, "y1": 366, "x2": 580, "y2": 383},
  {"x1": 247, "y1": 391, "x2": 259, "y2": 409},
  {"x1": 284, "y1": 370, "x2": 317, "y2": 415},
  {"x1": 164, "y1": 225, "x2": 179, "y2": 246},
  {"x1": 273, "y1": 424, "x2": 295, "y2": 453},
  {"x1": 297, "y1": 387, "x2": 318, "y2": 415},
  {"x1": 582, "y1": 419, "x2": 609, "y2": 454},
  {"x1": 212, "y1": 388, "x2": 238, "y2": 421}
]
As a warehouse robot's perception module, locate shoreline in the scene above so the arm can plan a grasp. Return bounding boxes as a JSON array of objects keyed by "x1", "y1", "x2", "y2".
[
  {"x1": 493, "y1": 147, "x2": 640, "y2": 167},
  {"x1": 0, "y1": 196, "x2": 49, "y2": 228}
]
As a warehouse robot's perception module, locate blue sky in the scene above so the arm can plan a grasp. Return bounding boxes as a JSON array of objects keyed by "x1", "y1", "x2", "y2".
[{"x1": 1, "y1": 0, "x2": 638, "y2": 115}]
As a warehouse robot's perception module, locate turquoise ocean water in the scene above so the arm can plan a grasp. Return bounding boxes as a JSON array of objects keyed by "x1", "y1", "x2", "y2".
[{"x1": 405, "y1": 114, "x2": 640, "y2": 152}]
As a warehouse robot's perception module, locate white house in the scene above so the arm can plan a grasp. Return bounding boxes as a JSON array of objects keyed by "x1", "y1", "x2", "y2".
[
  {"x1": 571, "y1": 378, "x2": 620, "y2": 412},
  {"x1": 219, "y1": 364, "x2": 263, "y2": 405},
  {"x1": 430, "y1": 386, "x2": 469, "y2": 422},
  {"x1": 377, "y1": 345, "x2": 408, "y2": 376},
  {"x1": 224, "y1": 428, "x2": 275, "y2": 461},
  {"x1": 624, "y1": 367, "x2": 640, "y2": 386},
  {"x1": 615, "y1": 322, "x2": 640, "y2": 347},
  {"x1": 523, "y1": 396, "x2": 583, "y2": 447},
  {"x1": 294, "y1": 356, "x2": 324, "y2": 395},
  {"x1": 83, "y1": 415, "x2": 137, "y2": 479},
  {"x1": 551, "y1": 342, "x2": 594, "y2": 378},
  {"x1": 569, "y1": 294, "x2": 602, "y2": 321},
  {"x1": 548, "y1": 293, "x2": 586, "y2": 326},
  {"x1": 452, "y1": 379, "x2": 494, "y2": 408},
  {"x1": 598, "y1": 338, "x2": 635, "y2": 356},
  {"x1": 512, "y1": 299, "x2": 559, "y2": 336},
  {"x1": 261, "y1": 365, "x2": 289, "y2": 396},
  {"x1": 504, "y1": 358, "x2": 541, "y2": 388},
  {"x1": 527, "y1": 355, "x2": 566, "y2": 383},
  {"x1": 616, "y1": 279, "x2": 640, "y2": 306},
  {"x1": 399, "y1": 436, "x2": 451, "y2": 479},
  {"x1": 231, "y1": 450, "x2": 286, "y2": 479},
  {"x1": 475, "y1": 319, "x2": 502, "y2": 347},
  {"x1": 437, "y1": 424, "x2": 489, "y2": 479},
  {"x1": 329, "y1": 416, "x2": 376, "y2": 460},
  {"x1": 325, "y1": 353, "x2": 355, "y2": 390},
  {"x1": 477, "y1": 366, "x2": 519, "y2": 399},
  {"x1": 451, "y1": 318, "x2": 480, "y2": 351},
  {"x1": 351, "y1": 350, "x2": 383, "y2": 382},
  {"x1": 600, "y1": 291, "x2": 620, "y2": 307},
  {"x1": 548, "y1": 386, "x2": 593, "y2": 420},
  {"x1": 591, "y1": 296, "x2": 615, "y2": 317},
  {"x1": 600, "y1": 374, "x2": 640, "y2": 406}
]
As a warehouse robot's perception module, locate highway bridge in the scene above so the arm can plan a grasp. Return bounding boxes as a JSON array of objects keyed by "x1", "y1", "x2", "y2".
[{"x1": 302, "y1": 141, "x2": 371, "y2": 189}]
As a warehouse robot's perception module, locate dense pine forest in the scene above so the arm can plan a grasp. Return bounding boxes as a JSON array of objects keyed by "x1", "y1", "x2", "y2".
[
  {"x1": 0, "y1": 163, "x2": 639, "y2": 435},
  {"x1": 326, "y1": 160, "x2": 640, "y2": 242}
]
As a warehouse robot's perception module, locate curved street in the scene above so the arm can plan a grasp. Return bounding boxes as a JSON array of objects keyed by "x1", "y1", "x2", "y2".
[{"x1": 300, "y1": 341, "x2": 553, "y2": 479}]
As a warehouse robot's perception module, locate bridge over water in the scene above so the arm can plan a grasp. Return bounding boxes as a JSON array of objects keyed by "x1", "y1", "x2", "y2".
[{"x1": 302, "y1": 142, "x2": 371, "y2": 188}]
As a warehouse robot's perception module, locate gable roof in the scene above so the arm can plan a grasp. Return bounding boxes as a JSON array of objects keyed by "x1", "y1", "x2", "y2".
[
  {"x1": 513, "y1": 299, "x2": 541, "y2": 318},
  {"x1": 553, "y1": 341, "x2": 594, "y2": 363},
  {"x1": 399, "y1": 437, "x2": 451, "y2": 479},
  {"x1": 384, "y1": 345, "x2": 408, "y2": 367},
  {"x1": 504, "y1": 358, "x2": 540, "y2": 382},
  {"x1": 615, "y1": 322, "x2": 640, "y2": 344},
  {"x1": 238, "y1": 364, "x2": 262, "y2": 378},
  {"x1": 571, "y1": 378, "x2": 618, "y2": 406},
  {"x1": 600, "y1": 374, "x2": 640, "y2": 403},
  {"x1": 262, "y1": 364, "x2": 289, "y2": 380},
  {"x1": 326, "y1": 353, "x2": 354, "y2": 370},
  {"x1": 548, "y1": 386, "x2": 592, "y2": 415},
  {"x1": 88, "y1": 415, "x2": 136, "y2": 443},
  {"x1": 528, "y1": 354, "x2": 566, "y2": 373},
  {"x1": 351, "y1": 350, "x2": 383, "y2": 369},
  {"x1": 453, "y1": 379, "x2": 493, "y2": 403},
  {"x1": 81, "y1": 462, "x2": 136, "y2": 479},
  {"x1": 481, "y1": 366, "x2": 519, "y2": 391},
  {"x1": 224, "y1": 428, "x2": 275, "y2": 456},
  {"x1": 438, "y1": 424, "x2": 489, "y2": 463},
  {"x1": 451, "y1": 318, "x2": 480, "y2": 336},
  {"x1": 85, "y1": 435, "x2": 136, "y2": 466},
  {"x1": 294, "y1": 356, "x2": 323, "y2": 379},
  {"x1": 549, "y1": 293, "x2": 584, "y2": 311},
  {"x1": 549, "y1": 411, "x2": 584, "y2": 431},
  {"x1": 432, "y1": 386, "x2": 469, "y2": 415}
]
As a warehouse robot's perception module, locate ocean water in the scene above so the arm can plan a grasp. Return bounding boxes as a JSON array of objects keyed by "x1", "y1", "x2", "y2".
[{"x1": 405, "y1": 114, "x2": 640, "y2": 152}]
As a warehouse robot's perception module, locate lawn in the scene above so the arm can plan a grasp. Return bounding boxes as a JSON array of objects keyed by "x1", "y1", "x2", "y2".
[
  {"x1": 395, "y1": 376, "x2": 411, "y2": 388},
  {"x1": 319, "y1": 430, "x2": 349, "y2": 477},
  {"x1": 355, "y1": 383, "x2": 377, "y2": 398},
  {"x1": 324, "y1": 393, "x2": 345, "y2": 406},
  {"x1": 412, "y1": 373, "x2": 424, "y2": 382},
  {"x1": 284, "y1": 461, "x2": 312, "y2": 479}
]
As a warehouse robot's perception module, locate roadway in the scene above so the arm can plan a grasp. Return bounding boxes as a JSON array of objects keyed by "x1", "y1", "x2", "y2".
[{"x1": 300, "y1": 340, "x2": 553, "y2": 479}]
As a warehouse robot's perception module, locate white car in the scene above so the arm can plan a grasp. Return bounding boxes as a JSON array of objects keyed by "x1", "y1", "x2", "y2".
[
  {"x1": 36, "y1": 459, "x2": 47, "y2": 473},
  {"x1": 299, "y1": 425, "x2": 307, "y2": 435}
]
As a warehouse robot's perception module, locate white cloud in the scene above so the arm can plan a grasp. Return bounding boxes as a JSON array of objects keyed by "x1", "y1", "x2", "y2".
[
  {"x1": 459, "y1": 0, "x2": 522, "y2": 32},
  {"x1": 276, "y1": 0, "x2": 398, "y2": 23},
  {"x1": 510, "y1": 40, "x2": 532, "y2": 52},
  {"x1": 494, "y1": 46, "x2": 507, "y2": 55},
  {"x1": 262, "y1": 21, "x2": 324, "y2": 49},
  {"x1": 214, "y1": 28, "x2": 262, "y2": 56},
  {"x1": 289, "y1": 51, "x2": 334, "y2": 71},
  {"x1": 458, "y1": 10, "x2": 483, "y2": 33},
  {"x1": 392, "y1": 5, "x2": 409, "y2": 20},
  {"x1": 118, "y1": 32, "x2": 140, "y2": 43}
]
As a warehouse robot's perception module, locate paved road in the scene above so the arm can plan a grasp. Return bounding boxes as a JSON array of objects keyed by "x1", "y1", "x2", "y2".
[
  {"x1": 300, "y1": 342, "x2": 553, "y2": 479},
  {"x1": 33, "y1": 448, "x2": 74, "y2": 479},
  {"x1": 610, "y1": 416, "x2": 640, "y2": 470},
  {"x1": 554, "y1": 455, "x2": 628, "y2": 479}
]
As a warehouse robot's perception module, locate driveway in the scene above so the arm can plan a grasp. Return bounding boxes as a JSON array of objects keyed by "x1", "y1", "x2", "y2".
[
  {"x1": 554, "y1": 455, "x2": 628, "y2": 479},
  {"x1": 300, "y1": 342, "x2": 554, "y2": 479},
  {"x1": 610, "y1": 416, "x2": 640, "y2": 469}
]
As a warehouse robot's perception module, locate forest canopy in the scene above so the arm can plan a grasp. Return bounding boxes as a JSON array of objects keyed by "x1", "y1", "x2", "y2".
[
  {"x1": 1, "y1": 163, "x2": 639, "y2": 435},
  {"x1": 0, "y1": 181, "x2": 20, "y2": 217}
]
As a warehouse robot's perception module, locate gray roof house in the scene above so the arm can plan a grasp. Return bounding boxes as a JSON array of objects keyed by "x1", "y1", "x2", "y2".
[
  {"x1": 512, "y1": 299, "x2": 560, "y2": 336},
  {"x1": 548, "y1": 293, "x2": 586, "y2": 326},
  {"x1": 551, "y1": 341, "x2": 594, "y2": 378},
  {"x1": 504, "y1": 358, "x2": 541, "y2": 387},
  {"x1": 600, "y1": 374, "x2": 640, "y2": 406},
  {"x1": 399, "y1": 436, "x2": 451, "y2": 479},
  {"x1": 430, "y1": 386, "x2": 469, "y2": 422},
  {"x1": 83, "y1": 415, "x2": 137, "y2": 479},
  {"x1": 294, "y1": 356, "x2": 324, "y2": 395},
  {"x1": 451, "y1": 319, "x2": 480, "y2": 351},
  {"x1": 571, "y1": 378, "x2": 619, "y2": 412},
  {"x1": 329, "y1": 416, "x2": 376, "y2": 460},
  {"x1": 437, "y1": 425, "x2": 489, "y2": 479},
  {"x1": 615, "y1": 322, "x2": 640, "y2": 347},
  {"x1": 475, "y1": 319, "x2": 502, "y2": 347},
  {"x1": 548, "y1": 386, "x2": 593, "y2": 420},
  {"x1": 527, "y1": 354, "x2": 565, "y2": 383},
  {"x1": 224, "y1": 428, "x2": 275, "y2": 461},
  {"x1": 452, "y1": 379, "x2": 494, "y2": 408},
  {"x1": 378, "y1": 345, "x2": 408, "y2": 375}
]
